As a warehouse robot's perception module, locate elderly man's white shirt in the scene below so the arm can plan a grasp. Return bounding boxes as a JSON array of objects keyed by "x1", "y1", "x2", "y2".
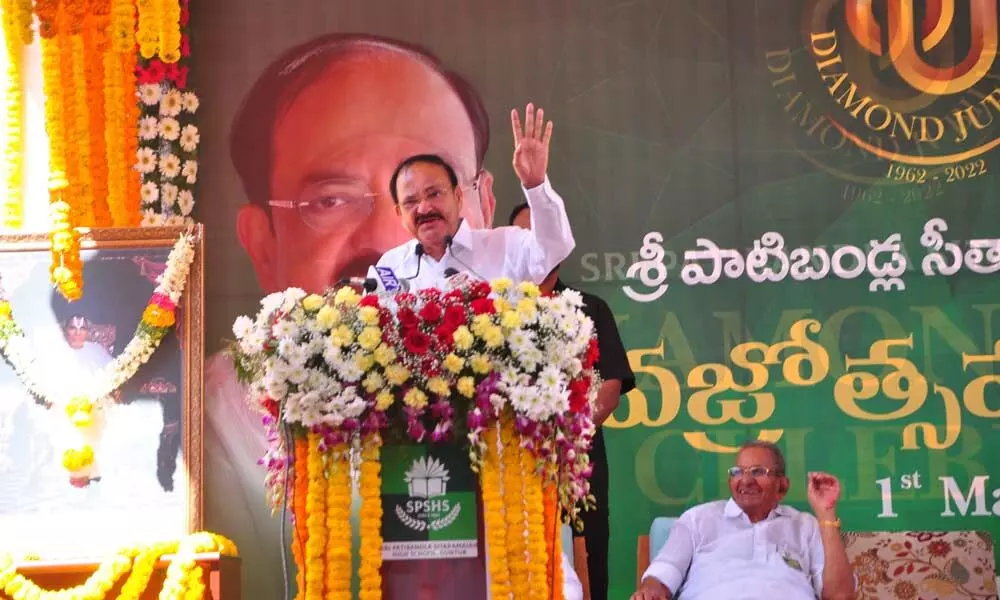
[
  {"x1": 371, "y1": 176, "x2": 574, "y2": 290},
  {"x1": 642, "y1": 499, "x2": 825, "y2": 600}
]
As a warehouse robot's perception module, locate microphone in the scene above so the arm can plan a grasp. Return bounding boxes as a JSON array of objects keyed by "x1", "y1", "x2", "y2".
[
  {"x1": 400, "y1": 243, "x2": 425, "y2": 284},
  {"x1": 444, "y1": 267, "x2": 459, "y2": 278},
  {"x1": 373, "y1": 266, "x2": 411, "y2": 293},
  {"x1": 336, "y1": 277, "x2": 378, "y2": 293},
  {"x1": 443, "y1": 235, "x2": 487, "y2": 282}
]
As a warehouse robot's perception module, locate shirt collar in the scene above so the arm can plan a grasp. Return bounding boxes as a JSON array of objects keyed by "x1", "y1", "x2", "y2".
[
  {"x1": 724, "y1": 497, "x2": 792, "y2": 521},
  {"x1": 449, "y1": 219, "x2": 473, "y2": 252}
]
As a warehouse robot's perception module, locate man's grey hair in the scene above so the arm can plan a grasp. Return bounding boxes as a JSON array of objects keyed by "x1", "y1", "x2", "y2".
[{"x1": 739, "y1": 440, "x2": 786, "y2": 475}]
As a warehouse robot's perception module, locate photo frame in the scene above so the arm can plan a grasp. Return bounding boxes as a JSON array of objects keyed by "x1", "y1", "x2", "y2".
[{"x1": 0, "y1": 226, "x2": 204, "y2": 559}]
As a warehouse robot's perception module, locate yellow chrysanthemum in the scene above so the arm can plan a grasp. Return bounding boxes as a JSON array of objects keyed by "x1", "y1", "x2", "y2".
[
  {"x1": 330, "y1": 325, "x2": 354, "y2": 347},
  {"x1": 316, "y1": 305, "x2": 341, "y2": 329},
  {"x1": 362, "y1": 372, "x2": 384, "y2": 393},
  {"x1": 453, "y1": 326, "x2": 474, "y2": 351},
  {"x1": 516, "y1": 298, "x2": 538, "y2": 320},
  {"x1": 483, "y1": 326, "x2": 505, "y2": 348},
  {"x1": 427, "y1": 377, "x2": 450, "y2": 397},
  {"x1": 457, "y1": 376, "x2": 476, "y2": 398},
  {"x1": 471, "y1": 314, "x2": 492, "y2": 336},
  {"x1": 443, "y1": 353, "x2": 465, "y2": 374},
  {"x1": 358, "y1": 306, "x2": 380, "y2": 325},
  {"x1": 375, "y1": 390, "x2": 394, "y2": 411},
  {"x1": 358, "y1": 326, "x2": 382, "y2": 350},
  {"x1": 302, "y1": 294, "x2": 324, "y2": 312},
  {"x1": 403, "y1": 388, "x2": 428, "y2": 409},
  {"x1": 386, "y1": 364, "x2": 410, "y2": 386},
  {"x1": 374, "y1": 343, "x2": 396, "y2": 366},
  {"x1": 492, "y1": 277, "x2": 512, "y2": 293},
  {"x1": 471, "y1": 353, "x2": 491, "y2": 374},
  {"x1": 500, "y1": 311, "x2": 521, "y2": 330},
  {"x1": 334, "y1": 286, "x2": 360, "y2": 307},
  {"x1": 355, "y1": 352, "x2": 375, "y2": 371},
  {"x1": 517, "y1": 281, "x2": 540, "y2": 298},
  {"x1": 494, "y1": 298, "x2": 512, "y2": 313}
]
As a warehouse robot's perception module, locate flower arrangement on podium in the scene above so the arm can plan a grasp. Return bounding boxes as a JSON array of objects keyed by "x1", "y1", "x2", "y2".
[{"x1": 232, "y1": 277, "x2": 601, "y2": 600}]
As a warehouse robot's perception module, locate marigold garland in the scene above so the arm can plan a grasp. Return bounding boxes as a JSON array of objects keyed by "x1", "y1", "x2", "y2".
[
  {"x1": 523, "y1": 442, "x2": 549, "y2": 599},
  {"x1": 135, "y1": 0, "x2": 158, "y2": 59},
  {"x1": 482, "y1": 422, "x2": 511, "y2": 599},
  {"x1": 543, "y1": 482, "x2": 558, "y2": 597},
  {"x1": 157, "y1": 0, "x2": 179, "y2": 63},
  {"x1": 0, "y1": 533, "x2": 237, "y2": 600},
  {"x1": 325, "y1": 443, "x2": 351, "y2": 600},
  {"x1": 291, "y1": 437, "x2": 309, "y2": 597},
  {"x1": 0, "y1": 0, "x2": 24, "y2": 230},
  {"x1": 303, "y1": 431, "x2": 327, "y2": 600},
  {"x1": 84, "y1": 0, "x2": 112, "y2": 227},
  {"x1": 122, "y1": 51, "x2": 140, "y2": 224},
  {"x1": 358, "y1": 435, "x2": 383, "y2": 600},
  {"x1": 500, "y1": 415, "x2": 530, "y2": 599}
]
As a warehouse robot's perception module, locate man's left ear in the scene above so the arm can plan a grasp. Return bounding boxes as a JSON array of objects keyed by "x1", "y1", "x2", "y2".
[
  {"x1": 476, "y1": 169, "x2": 496, "y2": 226},
  {"x1": 779, "y1": 476, "x2": 790, "y2": 495}
]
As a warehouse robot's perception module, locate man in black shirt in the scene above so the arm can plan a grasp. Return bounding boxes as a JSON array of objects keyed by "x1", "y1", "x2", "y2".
[{"x1": 510, "y1": 203, "x2": 637, "y2": 600}]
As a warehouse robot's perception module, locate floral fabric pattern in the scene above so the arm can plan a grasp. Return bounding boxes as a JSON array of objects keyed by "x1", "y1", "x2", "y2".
[{"x1": 844, "y1": 531, "x2": 997, "y2": 599}]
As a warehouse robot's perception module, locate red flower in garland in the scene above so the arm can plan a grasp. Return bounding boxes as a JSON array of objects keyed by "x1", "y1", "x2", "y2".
[
  {"x1": 471, "y1": 298, "x2": 495, "y2": 315},
  {"x1": 419, "y1": 301, "x2": 443, "y2": 323},
  {"x1": 583, "y1": 338, "x2": 600, "y2": 369},
  {"x1": 137, "y1": 59, "x2": 165, "y2": 84},
  {"x1": 568, "y1": 379, "x2": 591, "y2": 413},
  {"x1": 443, "y1": 289, "x2": 465, "y2": 304},
  {"x1": 403, "y1": 330, "x2": 431, "y2": 355},
  {"x1": 181, "y1": 34, "x2": 191, "y2": 57},
  {"x1": 434, "y1": 324, "x2": 456, "y2": 347},
  {"x1": 165, "y1": 63, "x2": 189, "y2": 88},
  {"x1": 261, "y1": 397, "x2": 280, "y2": 419},
  {"x1": 469, "y1": 281, "x2": 491, "y2": 299},
  {"x1": 359, "y1": 294, "x2": 381, "y2": 308},
  {"x1": 378, "y1": 307, "x2": 393, "y2": 327}
]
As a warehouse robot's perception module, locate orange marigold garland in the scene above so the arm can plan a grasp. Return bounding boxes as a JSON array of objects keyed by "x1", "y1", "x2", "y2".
[
  {"x1": 482, "y1": 421, "x2": 511, "y2": 599},
  {"x1": 291, "y1": 436, "x2": 310, "y2": 596},
  {"x1": 84, "y1": 0, "x2": 112, "y2": 226},
  {"x1": 500, "y1": 415, "x2": 530, "y2": 598},
  {"x1": 324, "y1": 443, "x2": 351, "y2": 599},
  {"x1": 358, "y1": 434, "x2": 383, "y2": 600},
  {"x1": 303, "y1": 431, "x2": 327, "y2": 599},
  {"x1": 523, "y1": 440, "x2": 549, "y2": 599}
]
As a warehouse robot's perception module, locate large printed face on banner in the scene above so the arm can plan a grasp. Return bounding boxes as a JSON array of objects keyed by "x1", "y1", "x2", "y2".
[{"x1": 234, "y1": 47, "x2": 496, "y2": 293}]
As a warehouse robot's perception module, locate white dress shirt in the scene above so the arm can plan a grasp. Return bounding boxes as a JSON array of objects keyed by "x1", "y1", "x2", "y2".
[
  {"x1": 642, "y1": 499, "x2": 825, "y2": 600},
  {"x1": 370, "y1": 176, "x2": 575, "y2": 290}
]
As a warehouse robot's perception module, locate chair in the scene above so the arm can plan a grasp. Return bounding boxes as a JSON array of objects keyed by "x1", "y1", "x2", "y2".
[
  {"x1": 635, "y1": 517, "x2": 678, "y2": 589},
  {"x1": 561, "y1": 523, "x2": 592, "y2": 600}
]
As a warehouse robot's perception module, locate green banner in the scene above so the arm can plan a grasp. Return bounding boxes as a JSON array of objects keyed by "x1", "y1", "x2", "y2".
[{"x1": 381, "y1": 444, "x2": 479, "y2": 561}]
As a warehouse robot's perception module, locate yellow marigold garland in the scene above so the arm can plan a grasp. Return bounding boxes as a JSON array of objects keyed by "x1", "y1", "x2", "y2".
[
  {"x1": 10, "y1": 0, "x2": 31, "y2": 43},
  {"x1": 481, "y1": 421, "x2": 511, "y2": 599},
  {"x1": 523, "y1": 441, "x2": 548, "y2": 599},
  {"x1": 135, "y1": 0, "x2": 159, "y2": 59},
  {"x1": 358, "y1": 434, "x2": 383, "y2": 600},
  {"x1": 121, "y1": 52, "x2": 140, "y2": 225},
  {"x1": 102, "y1": 49, "x2": 127, "y2": 226},
  {"x1": 0, "y1": 533, "x2": 237, "y2": 600},
  {"x1": 303, "y1": 431, "x2": 327, "y2": 599},
  {"x1": 157, "y1": 0, "x2": 180, "y2": 63},
  {"x1": 56, "y1": 7, "x2": 82, "y2": 226},
  {"x1": 84, "y1": 0, "x2": 112, "y2": 227},
  {"x1": 325, "y1": 443, "x2": 351, "y2": 600},
  {"x1": 500, "y1": 415, "x2": 530, "y2": 598},
  {"x1": 70, "y1": 31, "x2": 97, "y2": 227},
  {"x1": 0, "y1": 0, "x2": 24, "y2": 230}
]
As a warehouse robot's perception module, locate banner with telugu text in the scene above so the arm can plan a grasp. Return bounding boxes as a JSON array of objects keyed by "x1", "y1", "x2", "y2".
[{"x1": 191, "y1": 1, "x2": 1000, "y2": 598}]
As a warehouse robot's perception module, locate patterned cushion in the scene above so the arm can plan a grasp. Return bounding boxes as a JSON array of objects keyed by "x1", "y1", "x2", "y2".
[{"x1": 844, "y1": 531, "x2": 997, "y2": 599}]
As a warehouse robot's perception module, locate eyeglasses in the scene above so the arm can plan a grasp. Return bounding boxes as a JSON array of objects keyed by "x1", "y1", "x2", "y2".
[
  {"x1": 398, "y1": 175, "x2": 481, "y2": 214},
  {"x1": 728, "y1": 466, "x2": 782, "y2": 479},
  {"x1": 269, "y1": 179, "x2": 378, "y2": 233}
]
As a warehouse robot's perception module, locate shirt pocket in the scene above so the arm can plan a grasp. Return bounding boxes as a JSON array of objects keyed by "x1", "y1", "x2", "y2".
[{"x1": 769, "y1": 542, "x2": 808, "y2": 575}]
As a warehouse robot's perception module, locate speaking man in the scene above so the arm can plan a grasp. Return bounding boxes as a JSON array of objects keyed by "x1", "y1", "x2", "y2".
[
  {"x1": 633, "y1": 441, "x2": 855, "y2": 600},
  {"x1": 373, "y1": 103, "x2": 573, "y2": 288}
]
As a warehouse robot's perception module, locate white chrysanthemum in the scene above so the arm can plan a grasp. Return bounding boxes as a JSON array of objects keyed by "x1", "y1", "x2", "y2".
[
  {"x1": 140, "y1": 181, "x2": 160, "y2": 204},
  {"x1": 159, "y1": 117, "x2": 180, "y2": 141},
  {"x1": 160, "y1": 89, "x2": 183, "y2": 117},
  {"x1": 139, "y1": 210, "x2": 162, "y2": 227},
  {"x1": 287, "y1": 365, "x2": 309, "y2": 385},
  {"x1": 181, "y1": 92, "x2": 199, "y2": 113},
  {"x1": 179, "y1": 125, "x2": 199, "y2": 153},
  {"x1": 138, "y1": 116, "x2": 159, "y2": 140},
  {"x1": 181, "y1": 159, "x2": 198, "y2": 184},
  {"x1": 259, "y1": 292, "x2": 286, "y2": 315},
  {"x1": 159, "y1": 154, "x2": 181, "y2": 179},
  {"x1": 271, "y1": 320, "x2": 298, "y2": 339},
  {"x1": 232, "y1": 316, "x2": 254, "y2": 339},
  {"x1": 135, "y1": 147, "x2": 157, "y2": 173},
  {"x1": 177, "y1": 190, "x2": 194, "y2": 216},
  {"x1": 139, "y1": 83, "x2": 162, "y2": 106},
  {"x1": 161, "y1": 183, "x2": 179, "y2": 209}
]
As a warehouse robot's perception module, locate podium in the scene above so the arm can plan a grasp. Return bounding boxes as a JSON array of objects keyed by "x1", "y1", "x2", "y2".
[{"x1": 232, "y1": 281, "x2": 600, "y2": 600}]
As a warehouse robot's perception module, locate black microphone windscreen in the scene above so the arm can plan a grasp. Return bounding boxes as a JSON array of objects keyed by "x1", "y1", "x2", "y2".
[
  {"x1": 444, "y1": 267, "x2": 459, "y2": 277},
  {"x1": 414, "y1": 243, "x2": 425, "y2": 257},
  {"x1": 363, "y1": 278, "x2": 379, "y2": 293}
]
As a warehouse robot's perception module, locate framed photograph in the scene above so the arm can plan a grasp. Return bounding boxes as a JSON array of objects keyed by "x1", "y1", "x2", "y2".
[{"x1": 0, "y1": 226, "x2": 203, "y2": 559}]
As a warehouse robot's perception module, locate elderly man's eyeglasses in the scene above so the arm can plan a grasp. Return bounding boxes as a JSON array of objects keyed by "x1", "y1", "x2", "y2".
[
  {"x1": 268, "y1": 174, "x2": 481, "y2": 233},
  {"x1": 728, "y1": 466, "x2": 781, "y2": 479}
]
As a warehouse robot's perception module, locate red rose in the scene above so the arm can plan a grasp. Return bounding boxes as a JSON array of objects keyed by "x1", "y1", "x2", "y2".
[
  {"x1": 403, "y1": 330, "x2": 431, "y2": 355},
  {"x1": 378, "y1": 308, "x2": 393, "y2": 327},
  {"x1": 443, "y1": 304, "x2": 466, "y2": 329},
  {"x1": 359, "y1": 294, "x2": 381, "y2": 308},
  {"x1": 434, "y1": 324, "x2": 456, "y2": 345},
  {"x1": 419, "y1": 301, "x2": 443, "y2": 323},
  {"x1": 568, "y1": 379, "x2": 590, "y2": 413},
  {"x1": 397, "y1": 307, "x2": 419, "y2": 330},
  {"x1": 470, "y1": 281, "x2": 491, "y2": 299},
  {"x1": 444, "y1": 289, "x2": 465, "y2": 304},
  {"x1": 471, "y1": 298, "x2": 495, "y2": 315},
  {"x1": 395, "y1": 292, "x2": 417, "y2": 306}
]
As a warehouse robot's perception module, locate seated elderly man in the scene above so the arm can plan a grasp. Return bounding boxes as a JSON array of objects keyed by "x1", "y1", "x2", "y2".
[{"x1": 632, "y1": 441, "x2": 855, "y2": 600}]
